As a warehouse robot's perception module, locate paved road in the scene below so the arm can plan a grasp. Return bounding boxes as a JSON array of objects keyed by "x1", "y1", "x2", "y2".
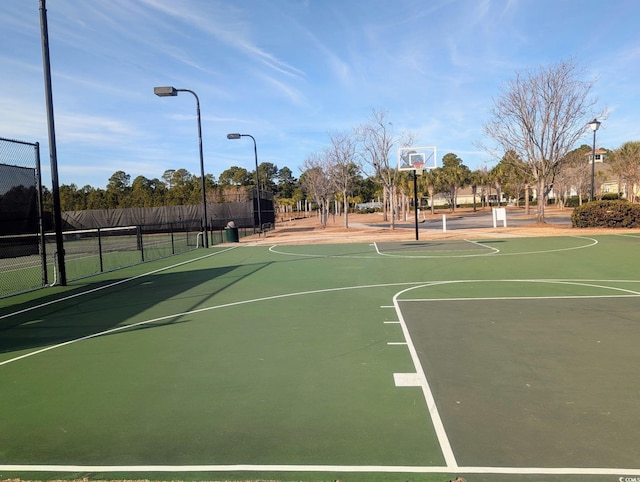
[{"x1": 395, "y1": 210, "x2": 571, "y2": 232}]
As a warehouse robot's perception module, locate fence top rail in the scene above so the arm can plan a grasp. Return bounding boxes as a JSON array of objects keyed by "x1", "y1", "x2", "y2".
[{"x1": 0, "y1": 136, "x2": 38, "y2": 147}]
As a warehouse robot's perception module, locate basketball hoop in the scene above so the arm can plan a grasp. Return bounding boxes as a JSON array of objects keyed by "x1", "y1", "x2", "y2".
[{"x1": 398, "y1": 146, "x2": 437, "y2": 174}]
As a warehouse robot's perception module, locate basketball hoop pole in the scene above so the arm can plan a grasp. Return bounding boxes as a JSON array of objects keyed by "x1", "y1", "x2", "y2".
[
  {"x1": 413, "y1": 170, "x2": 419, "y2": 240},
  {"x1": 398, "y1": 146, "x2": 436, "y2": 241}
]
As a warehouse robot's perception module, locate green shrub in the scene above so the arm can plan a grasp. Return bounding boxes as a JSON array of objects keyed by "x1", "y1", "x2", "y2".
[
  {"x1": 565, "y1": 196, "x2": 581, "y2": 207},
  {"x1": 601, "y1": 192, "x2": 621, "y2": 200},
  {"x1": 571, "y1": 200, "x2": 640, "y2": 228}
]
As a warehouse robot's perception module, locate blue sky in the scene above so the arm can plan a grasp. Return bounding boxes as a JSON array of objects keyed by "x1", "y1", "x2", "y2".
[{"x1": 1, "y1": 0, "x2": 639, "y2": 189}]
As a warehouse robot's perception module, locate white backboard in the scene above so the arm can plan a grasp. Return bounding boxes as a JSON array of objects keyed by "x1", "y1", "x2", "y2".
[{"x1": 398, "y1": 146, "x2": 437, "y2": 172}]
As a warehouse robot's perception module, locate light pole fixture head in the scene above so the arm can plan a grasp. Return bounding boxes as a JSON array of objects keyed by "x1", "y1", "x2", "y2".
[
  {"x1": 589, "y1": 118, "x2": 601, "y2": 131},
  {"x1": 227, "y1": 133, "x2": 241, "y2": 139},
  {"x1": 154, "y1": 86, "x2": 178, "y2": 97}
]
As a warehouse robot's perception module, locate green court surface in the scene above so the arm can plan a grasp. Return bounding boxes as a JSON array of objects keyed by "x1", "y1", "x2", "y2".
[{"x1": 1, "y1": 234, "x2": 640, "y2": 482}]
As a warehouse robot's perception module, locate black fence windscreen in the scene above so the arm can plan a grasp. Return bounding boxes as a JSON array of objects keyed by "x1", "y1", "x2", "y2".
[
  {"x1": 0, "y1": 163, "x2": 38, "y2": 238},
  {"x1": 0, "y1": 137, "x2": 46, "y2": 297},
  {"x1": 1, "y1": 164, "x2": 276, "y2": 298}
]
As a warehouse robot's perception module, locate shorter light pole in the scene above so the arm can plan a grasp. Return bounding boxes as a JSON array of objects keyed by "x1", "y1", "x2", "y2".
[
  {"x1": 413, "y1": 169, "x2": 419, "y2": 240},
  {"x1": 227, "y1": 133, "x2": 262, "y2": 233},
  {"x1": 154, "y1": 86, "x2": 208, "y2": 247},
  {"x1": 589, "y1": 118, "x2": 601, "y2": 202}
]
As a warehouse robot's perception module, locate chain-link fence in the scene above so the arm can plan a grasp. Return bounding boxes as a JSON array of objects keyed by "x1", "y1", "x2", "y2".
[
  {"x1": 45, "y1": 221, "x2": 201, "y2": 284},
  {"x1": 1, "y1": 139, "x2": 277, "y2": 298},
  {"x1": 0, "y1": 137, "x2": 47, "y2": 297}
]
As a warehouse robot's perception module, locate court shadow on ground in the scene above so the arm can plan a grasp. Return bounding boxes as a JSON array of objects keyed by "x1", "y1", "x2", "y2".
[
  {"x1": 0, "y1": 261, "x2": 271, "y2": 355},
  {"x1": 274, "y1": 227, "x2": 315, "y2": 233}
]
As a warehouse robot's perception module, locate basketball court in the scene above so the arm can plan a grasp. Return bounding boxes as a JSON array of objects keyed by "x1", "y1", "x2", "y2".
[{"x1": 1, "y1": 235, "x2": 640, "y2": 481}]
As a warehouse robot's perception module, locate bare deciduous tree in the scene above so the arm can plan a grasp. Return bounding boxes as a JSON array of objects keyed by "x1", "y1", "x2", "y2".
[
  {"x1": 609, "y1": 141, "x2": 640, "y2": 203},
  {"x1": 561, "y1": 145, "x2": 592, "y2": 205},
  {"x1": 551, "y1": 166, "x2": 572, "y2": 209},
  {"x1": 483, "y1": 59, "x2": 599, "y2": 222},
  {"x1": 326, "y1": 131, "x2": 359, "y2": 228},
  {"x1": 300, "y1": 152, "x2": 332, "y2": 227},
  {"x1": 356, "y1": 108, "x2": 414, "y2": 229}
]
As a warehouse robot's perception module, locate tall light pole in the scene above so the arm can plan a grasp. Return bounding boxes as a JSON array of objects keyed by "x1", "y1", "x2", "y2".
[
  {"x1": 589, "y1": 118, "x2": 601, "y2": 202},
  {"x1": 40, "y1": 0, "x2": 66, "y2": 285},
  {"x1": 227, "y1": 133, "x2": 262, "y2": 233},
  {"x1": 154, "y1": 86, "x2": 208, "y2": 247}
]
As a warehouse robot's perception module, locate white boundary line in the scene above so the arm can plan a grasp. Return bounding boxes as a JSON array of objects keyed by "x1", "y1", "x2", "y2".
[
  {"x1": 0, "y1": 281, "x2": 425, "y2": 367},
  {"x1": 390, "y1": 280, "x2": 640, "y2": 475},
  {"x1": 1, "y1": 463, "x2": 638, "y2": 476},
  {"x1": 395, "y1": 278, "x2": 640, "y2": 299},
  {"x1": 487, "y1": 235, "x2": 599, "y2": 256},
  {"x1": 392, "y1": 286, "x2": 458, "y2": 469},
  {"x1": 274, "y1": 237, "x2": 597, "y2": 259},
  {"x1": 0, "y1": 247, "x2": 238, "y2": 322},
  {"x1": 376, "y1": 236, "x2": 599, "y2": 258},
  {"x1": 465, "y1": 238, "x2": 500, "y2": 253},
  {"x1": 4, "y1": 276, "x2": 640, "y2": 476},
  {"x1": 267, "y1": 244, "x2": 378, "y2": 259},
  {"x1": 4, "y1": 278, "x2": 640, "y2": 368},
  {"x1": 374, "y1": 240, "x2": 497, "y2": 258}
]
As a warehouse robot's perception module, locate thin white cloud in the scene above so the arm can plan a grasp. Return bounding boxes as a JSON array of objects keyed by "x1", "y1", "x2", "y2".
[
  {"x1": 56, "y1": 113, "x2": 145, "y2": 145},
  {"x1": 253, "y1": 71, "x2": 307, "y2": 107},
  {"x1": 138, "y1": 0, "x2": 305, "y2": 80},
  {"x1": 285, "y1": 15, "x2": 353, "y2": 87},
  {"x1": 0, "y1": 97, "x2": 46, "y2": 141}
]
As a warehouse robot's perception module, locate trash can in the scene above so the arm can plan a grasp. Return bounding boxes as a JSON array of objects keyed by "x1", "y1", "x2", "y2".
[{"x1": 225, "y1": 221, "x2": 239, "y2": 243}]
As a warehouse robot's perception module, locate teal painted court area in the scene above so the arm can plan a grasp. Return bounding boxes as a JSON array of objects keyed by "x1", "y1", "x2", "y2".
[{"x1": 1, "y1": 235, "x2": 640, "y2": 482}]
